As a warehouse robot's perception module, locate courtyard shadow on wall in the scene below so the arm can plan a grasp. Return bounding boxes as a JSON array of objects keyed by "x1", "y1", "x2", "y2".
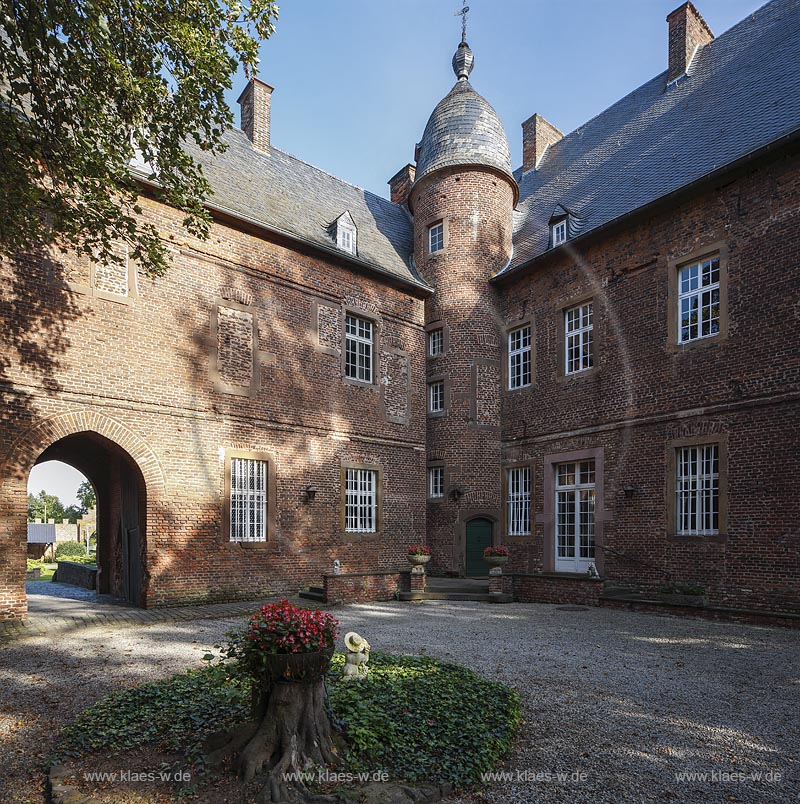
[{"x1": 0, "y1": 249, "x2": 81, "y2": 480}]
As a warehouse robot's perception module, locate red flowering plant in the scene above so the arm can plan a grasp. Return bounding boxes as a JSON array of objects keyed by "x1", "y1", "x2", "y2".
[
  {"x1": 222, "y1": 599, "x2": 339, "y2": 679},
  {"x1": 484, "y1": 545, "x2": 511, "y2": 558},
  {"x1": 407, "y1": 544, "x2": 431, "y2": 556}
]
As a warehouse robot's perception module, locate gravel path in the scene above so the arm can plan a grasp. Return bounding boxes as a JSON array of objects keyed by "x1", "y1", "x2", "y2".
[{"x1": 1, "y1": 601, "x2": 797, "y2": 804}]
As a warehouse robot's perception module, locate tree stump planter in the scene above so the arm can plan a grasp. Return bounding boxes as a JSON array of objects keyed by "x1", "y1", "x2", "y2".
[{"x1": 207, "y1": 647, "x2": 339, "y2": 804}]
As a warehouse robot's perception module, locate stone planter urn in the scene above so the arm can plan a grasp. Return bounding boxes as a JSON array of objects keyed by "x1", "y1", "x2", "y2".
[
  {"x1": 484, "y1": 555, "x2": 509, "y2": 569},
  {"x1": 408, "y1": 553, "x2": 431, "y2": 567}
]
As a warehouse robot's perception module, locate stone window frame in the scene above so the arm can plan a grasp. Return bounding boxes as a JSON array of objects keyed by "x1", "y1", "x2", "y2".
[
  {"x1": 427, "y1": 461, "x2": 447, "y2": 503},
  {"x1": 502, "y1": 315, "x2": 535, "y2": 391},
  {"x1": 665, "y1": 433, "x2": 729, "y2": 543},
  {"x1": 426, "y1": 373, "x2": 450, "y2": 418},
  {"x1": 425, "y1": 320, "x2": 450, "y2": 360},
  {"x1": 340, "y1": 462, "x2": 384, "y2": 541},
  {"x1": 211, "y1": 297, "x2": 262, "y2": 398},
  {"x1": 556, "y1": 292, "x2": 600, "y2": 382},
  {"x1": 63, "y1": 244, "x2": 138, "y2": 306},
  {"x1": 424, "y1": 217, "x2": 450, "y2": 257},
  {"x1": 502, "y1": 458, "x2": 535, "y2": 538},
  {"x1": 667, "y1": 240, "x2": 729, "y2": 352},
  {"x1": 221, "y1": 448, "x2": 277, "y2": 547},
  {"x1": 538, "y1": 447, "x2": 611, "y2": 574},
  {"x1": 341, "y1": 307, "x2": 380, "y2": 392}
]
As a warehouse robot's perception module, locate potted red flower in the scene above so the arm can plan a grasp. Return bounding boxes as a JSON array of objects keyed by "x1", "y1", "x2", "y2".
[
  {"x1": 484, "y1": 545, "x2": 510, "y2": 568},
  {"x1": 407, "y1": 544, "x2": 431, "y2": 566},
  {"x1": 236, "y1": 599, "x2": 339, "y2": 682}
]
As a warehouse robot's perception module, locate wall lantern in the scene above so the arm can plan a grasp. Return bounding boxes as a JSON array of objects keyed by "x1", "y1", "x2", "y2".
[
  {"x1": 449, "y1": 485, "x2": 465, "y2": 502},
  {"x1": 623, "y1": 484, "x2": 639, "y2": 499},
  {"x1": 304, "y1": 484, "x2": 317, "y2": 502}
]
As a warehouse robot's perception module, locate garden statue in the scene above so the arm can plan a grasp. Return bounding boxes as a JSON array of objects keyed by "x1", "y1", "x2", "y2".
[{"x1": 342, "y1": 631, "x2": 370, "y2": 681}]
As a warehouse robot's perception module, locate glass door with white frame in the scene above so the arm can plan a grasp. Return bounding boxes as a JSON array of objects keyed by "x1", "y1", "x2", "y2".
[{"x1": 555, "y1": 460, "x2": 596, "y2": 572}]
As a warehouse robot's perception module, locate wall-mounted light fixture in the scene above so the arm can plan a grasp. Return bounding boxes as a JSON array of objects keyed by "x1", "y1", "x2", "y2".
[
  {"x1": 623, "y1": 484, "x2": 639, "y2": 499},
  {"x1": 449, "y1": 485, "x2": 465, "y2": 502},
  {"x1": 304, "y1": 484, "x2": 317, "y2": 502}
]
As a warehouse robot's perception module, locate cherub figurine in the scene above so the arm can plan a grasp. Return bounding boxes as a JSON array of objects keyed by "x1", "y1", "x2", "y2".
[{"x1": 342, "y1": 631, "x2": 370, "y2": 681}]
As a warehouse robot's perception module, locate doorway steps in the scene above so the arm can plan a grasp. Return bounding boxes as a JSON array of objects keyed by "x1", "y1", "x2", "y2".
[
  {"x1": 298, "y1": 585, "x2": 326, "y2": 603},
  {"x1": 399, "y1": 577, "x2": 512, "y2": 603}
]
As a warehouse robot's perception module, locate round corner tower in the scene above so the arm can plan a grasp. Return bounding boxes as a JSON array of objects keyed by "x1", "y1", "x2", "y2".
[{"x1": 409, "y1": 39, "x2": 518, "y2": 577}]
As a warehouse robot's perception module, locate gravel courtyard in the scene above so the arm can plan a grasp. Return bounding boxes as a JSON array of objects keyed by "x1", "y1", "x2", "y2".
[{"x1": 1, "y1": 600, "x2": 797, "y2": 804}]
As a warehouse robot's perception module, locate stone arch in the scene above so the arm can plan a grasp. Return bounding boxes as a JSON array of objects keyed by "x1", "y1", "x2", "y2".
[{"x1": 0, "y1": 407, "x2": 166, "y2": 498}]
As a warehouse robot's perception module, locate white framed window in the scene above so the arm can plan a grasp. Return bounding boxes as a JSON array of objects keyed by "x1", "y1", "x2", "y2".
[
  {"x1": 555, "y1": 459, "x2": 595, "y2": 572},
  {"x1": 565, "y1": 302, "x2": 594, "y2": 375},
  {"x1": 676, "y1": 444, "x2": 719, "y2": 535},
  {"x1": 429, "y1": 221, "x2": 444, "y2": 253},
  {"x1": 345, "y1": 313, "x2": 373, "y2": 383},
  {"x1": 507, "y1": 466, "x2": 531, "y2": 536},
  {"x1": 552, "y1": 219, "x2": 568, "y2": 246},
  {"x1": 338, "y1": 226, "x2": 355, "y2": 254},
  {"x1": 428, "y1": 328, "x2": 444, "y2": 357},
  {"x1": 429, "y1": 380, "x2": 445, "y2": 413},
  {"x1": 428, "y1": 466, "x2": 445, "y2": 499},
  {"x1": 230, "y1": 458, "x2": 268, "y2": 542},
  {"x1": 678, "y1": 257, "x2": 720, "y2": 343},
  {"x1": 508, "y1": 325, "x2": 532, "y2": 389},
  {"x1": 345, "y1": 468, "x2": 378, "y2": 533}
]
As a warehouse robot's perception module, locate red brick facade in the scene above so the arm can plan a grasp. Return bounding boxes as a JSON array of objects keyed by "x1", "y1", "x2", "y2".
[
  {"x1": 495, "y1": 147, "x2": 800, "y2": 613},
  {"x1": 0, "y1": 196, "x2": 428, "y2": 620}
]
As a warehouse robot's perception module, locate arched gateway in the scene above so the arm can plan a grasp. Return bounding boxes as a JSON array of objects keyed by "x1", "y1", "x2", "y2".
[{"x1": 0, "y1": 409, "x2": 165, "y2": 620}]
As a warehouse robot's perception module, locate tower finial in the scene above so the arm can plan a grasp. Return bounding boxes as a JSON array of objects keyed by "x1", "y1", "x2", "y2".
[
  {"x1": 452, "y1": 0, "x2": 474, "y2": 80},
  {"x1": 454, "y1": 0, "x2": 470, "y2": 44}
]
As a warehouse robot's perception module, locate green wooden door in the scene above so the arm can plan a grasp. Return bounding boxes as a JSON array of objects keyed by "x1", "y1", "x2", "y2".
[{"x1": 465, "y1": 518, "x2": 493, "y2": 577}]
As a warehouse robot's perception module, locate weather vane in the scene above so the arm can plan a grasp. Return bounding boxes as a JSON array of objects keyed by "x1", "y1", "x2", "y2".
[{"x1": 454, "y1": 0, "x2": 470, "y2": 43}]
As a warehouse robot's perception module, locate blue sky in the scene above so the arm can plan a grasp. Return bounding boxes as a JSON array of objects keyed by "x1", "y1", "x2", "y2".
[{"x1": 224, "y1": 0, "x2": 765, "y2": 199}]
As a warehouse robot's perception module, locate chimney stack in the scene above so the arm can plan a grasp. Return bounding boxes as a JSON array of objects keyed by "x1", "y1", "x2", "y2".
[
  {"x1": 521, "y1": 114, "x2": 563, "y2": 174},
  {"x1": 238, "y1": 78, "x2": 274, "y2": 152},
  {"x1": 388, "y1": 164, "x2": 416, "y2": 206},
  {"x1": 666, "y1": 2, "x2": 714, "y2": 84}
]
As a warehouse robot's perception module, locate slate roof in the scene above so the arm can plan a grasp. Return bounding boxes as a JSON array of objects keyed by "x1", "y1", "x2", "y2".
[
  {"x1": 415, "y1": 79, "x2": 514, "y2": 185},
  {"x1": 181, "y1": 128, "x2": 425, "y2": 290},
  {"x1": 504, "y1": 0, "x2": 800, "y2": 275}
]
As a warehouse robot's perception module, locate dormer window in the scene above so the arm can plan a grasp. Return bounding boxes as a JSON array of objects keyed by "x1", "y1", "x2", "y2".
[
  {"x1": 549, "y1": 205, "x2": 580, "y2": 249},
  {"x1": 551, "y1": 219, "x2": 568, "y2": 247},
  {"x1": 333, "y1": 212, "x2": 357, "y2": 255}
]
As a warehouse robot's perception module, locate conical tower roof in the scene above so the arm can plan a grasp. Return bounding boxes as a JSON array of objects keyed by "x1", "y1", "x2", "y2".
[{"x1": 414, "y1": 41, "x2": 514, "y2": 188}]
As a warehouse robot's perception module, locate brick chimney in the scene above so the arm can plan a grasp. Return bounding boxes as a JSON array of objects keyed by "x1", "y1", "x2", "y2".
[
  {"x1": 237, "y1": 78, "x2": 274, "y2": 152},
  {"x1": 521, "y1": 113, "x2": 563, "y2": 174},
  {"x1": 666, "y1": 2, "x2": 714, "y2": 84},
  {"x1": 388, "y1": 164, "x2": 416, "y2": 206}
]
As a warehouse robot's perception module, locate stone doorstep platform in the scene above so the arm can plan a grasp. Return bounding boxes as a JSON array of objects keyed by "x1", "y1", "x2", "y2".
[{"x1": 399, "y1": 576, "x2": 513, "y2": 603}]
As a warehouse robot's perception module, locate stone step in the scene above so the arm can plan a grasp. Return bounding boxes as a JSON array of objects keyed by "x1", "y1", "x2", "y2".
[
  {"x1": 299, "y1": 588, "x2": 326, "y2": 602},
  {"x1": 399, "y1": 591, "x2": 512, "y2": 603}
]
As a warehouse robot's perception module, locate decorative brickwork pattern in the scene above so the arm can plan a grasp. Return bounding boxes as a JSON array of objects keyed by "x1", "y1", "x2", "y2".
[
  {"x1": 217, "y1": 306, "x2": 254, "y2": 387},
  {"x1": 317, "y1": 304, "x2": 341, "y2": 353},
  {"x1": 381, "y1": 350, "x2": 410, "y2": 423}
]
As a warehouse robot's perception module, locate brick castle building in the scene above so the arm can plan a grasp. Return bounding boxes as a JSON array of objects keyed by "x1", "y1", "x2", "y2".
[{"x1": 1, "y1": 0, "x2": 798, "y2": 620}]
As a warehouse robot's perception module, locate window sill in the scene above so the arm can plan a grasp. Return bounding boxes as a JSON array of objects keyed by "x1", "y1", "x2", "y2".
[
  {"x1": 666, "y1": 532, "x2": 728, "y2": 544},
  {"x1": 556, "y1": 366, "x2": 599, "y2": 384},
  {"x1": 343, "y1": 377, "x2": 378, "y2": 392}
]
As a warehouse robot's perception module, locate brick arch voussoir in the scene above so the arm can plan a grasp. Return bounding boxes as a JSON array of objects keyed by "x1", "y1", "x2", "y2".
[{"x1": 1, "y1": 408, "x2": 167, "y2": 499}]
